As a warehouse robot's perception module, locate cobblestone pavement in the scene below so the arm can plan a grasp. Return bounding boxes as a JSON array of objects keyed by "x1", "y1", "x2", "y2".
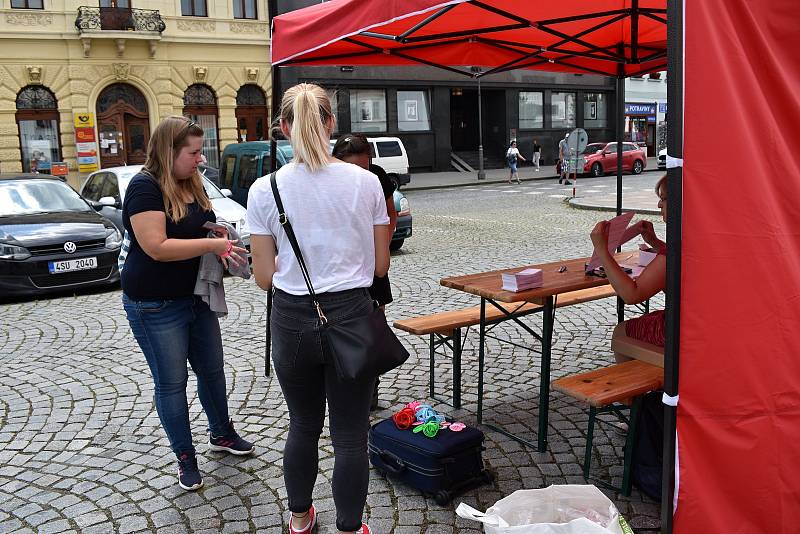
[{"x1": 0, "y1": 176, "x2": 665, "y2": 533}]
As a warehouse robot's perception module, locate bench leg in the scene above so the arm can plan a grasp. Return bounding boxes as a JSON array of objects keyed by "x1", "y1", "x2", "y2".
[
  {"x1": 583, "y1": 406, "x2": 597, "y2": 480},
  {"x1": 621, "y1": 396, "x2": 642, "y2": 496}
]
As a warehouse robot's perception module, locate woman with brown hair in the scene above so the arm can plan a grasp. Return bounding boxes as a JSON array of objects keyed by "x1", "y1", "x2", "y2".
[
  {"x1": 121, "y1": 116, "x2": 254, "y2": 492},
  {"x1": 247, "y1": 84, "x2": 389, "y2": 534}
]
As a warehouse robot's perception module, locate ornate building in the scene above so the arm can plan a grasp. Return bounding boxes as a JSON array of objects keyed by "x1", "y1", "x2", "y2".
[{"x1": 0, "y1": 0, "x2": 271, "y2": 186}]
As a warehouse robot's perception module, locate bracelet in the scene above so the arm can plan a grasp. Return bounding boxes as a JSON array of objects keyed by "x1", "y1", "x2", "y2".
[{"x1": 219, "y1": 240, "x2": 233, "y2": 259}]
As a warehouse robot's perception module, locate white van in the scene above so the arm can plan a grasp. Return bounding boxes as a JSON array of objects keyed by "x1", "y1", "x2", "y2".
[{"x1": 367, "y1": 137, "x2": 411, "y2": 188}]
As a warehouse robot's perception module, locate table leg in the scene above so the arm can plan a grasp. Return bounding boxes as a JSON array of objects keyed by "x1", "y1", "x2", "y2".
[
  {"x1": 477, "y1": 297, "x2": 486, "y2": 425},
  {"x1": 453, "y1": 327, "x2": 462, "y2": 409},
  {"x1": 537, "y1": 296, "x2": 555, "y2": 452}
]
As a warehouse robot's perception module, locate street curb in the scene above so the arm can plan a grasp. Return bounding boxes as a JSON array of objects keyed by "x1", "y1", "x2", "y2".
[
  {"x1": 403, "y1": 166, "x2": 662, "y2": 192},
  {"x1": 566, "y1": 198, "x2": 661, "y2": 216}
]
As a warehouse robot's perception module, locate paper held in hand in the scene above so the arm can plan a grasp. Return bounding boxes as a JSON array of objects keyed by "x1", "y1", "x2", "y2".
[
  {"x1": 585, "y1": 211, "x2": 635, "y2": 272},
  {"x1": 501, "y1": 268, "x2": 543, "y2": 292}
]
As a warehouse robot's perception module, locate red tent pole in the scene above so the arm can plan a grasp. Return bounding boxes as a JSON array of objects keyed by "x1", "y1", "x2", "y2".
[{"x1": 661, "y1": 0, "x2": 683, "y2": 531}]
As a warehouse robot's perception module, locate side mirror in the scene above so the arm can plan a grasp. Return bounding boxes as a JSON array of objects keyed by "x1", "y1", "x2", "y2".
[
  {"x1": 99, "y1": 196, "x2": 118, "y2": 208},
  {"x1": 220, "y1": 188, "x2": 233, "y2": 198}
]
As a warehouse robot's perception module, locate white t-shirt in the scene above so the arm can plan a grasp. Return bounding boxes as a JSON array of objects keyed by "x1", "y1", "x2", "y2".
[{"x1": 246, "y1": 161, "x2": 389, "y2": 295}]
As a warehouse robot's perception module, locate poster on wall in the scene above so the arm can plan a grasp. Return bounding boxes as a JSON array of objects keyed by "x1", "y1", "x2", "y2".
[
  {"x1": 28, "y1": 140, "x2": 52, "y2": 171},
  {"x1": 73, "y1": 112, "x2": 99, "y2": 173},
  {"x1": 585, "y1": 101, "x2": 598, "y2": 120},
  {"x1": 404, "y1": 100, "x2": 418, "y2": 122},
  {"x1": 359, "y1": 100, "x2": 373, "y2": 122}
]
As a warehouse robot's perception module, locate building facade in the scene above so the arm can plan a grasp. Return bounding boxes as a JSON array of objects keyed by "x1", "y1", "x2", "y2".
[
  {"x1": 0, "y1": 0, "x2": 272, "y2": 187},
  {"x1": 624, "y1": 71, "x2": 668, "y2": 157}
]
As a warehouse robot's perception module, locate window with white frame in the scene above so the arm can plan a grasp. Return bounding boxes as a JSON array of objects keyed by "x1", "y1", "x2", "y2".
[
  {"x1": 551, "y1": 92, "x2": 576, "y2": 129},
  {"x1": 519, "y1": 91, "x2": 544, "y2": 129},
  {"x1": 583, "y1": 93, "x2": 609, "y2": 128},
  {"x1": 397, "y1": 90, "x2": 431, "y2": 131},
  {"x1": 349, "y1": 89, "x2": 386, "y2": 133}
]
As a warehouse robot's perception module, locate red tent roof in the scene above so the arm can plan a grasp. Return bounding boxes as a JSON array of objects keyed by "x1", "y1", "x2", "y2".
[{"x1": 271, "y1": 0, "x2": 667, "y2": 77}]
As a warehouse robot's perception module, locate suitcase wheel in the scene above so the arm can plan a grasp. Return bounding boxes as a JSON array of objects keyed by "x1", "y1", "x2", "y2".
[{"x1": 434, "y1": 490, "x2": 451, "y2": 506}]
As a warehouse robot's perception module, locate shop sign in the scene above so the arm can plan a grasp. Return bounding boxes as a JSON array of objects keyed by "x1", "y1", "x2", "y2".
[
  {"x1": 73, "y1": 114, "x2": 99, "y2": 173},
  {"x1": 74, "y1": 113, "x2": 95, "y2": 128},
  {"x1": 625, "y1": 103, "x2": 657, "y2": 123},
  {"x1": 658, "y1": 102, "x2": 668, "y2": 114},
  {"x1": 50, "y1": 162, "x2": 69, "y2": 177}
]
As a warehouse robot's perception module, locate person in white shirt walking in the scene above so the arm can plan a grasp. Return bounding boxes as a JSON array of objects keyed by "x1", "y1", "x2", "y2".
[{"x1": 506, "y1": 140, "x2": 525, "y2": 184}]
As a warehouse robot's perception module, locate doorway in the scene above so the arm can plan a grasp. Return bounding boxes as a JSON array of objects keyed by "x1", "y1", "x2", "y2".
[
  {"x1": 450, "y1": 88, "x2": 507, "y2": 163},
  {"x1": 99, "y1": 0, "x2": 133, "y2": 30},
  {"x1": 96, "y1": 83, "x2": 150, "y2": 168}
]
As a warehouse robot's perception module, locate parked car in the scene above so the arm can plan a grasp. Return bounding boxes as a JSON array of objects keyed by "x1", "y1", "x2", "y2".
[
  {"x1": 324, "y1": 137, "x2": 411, "y2": 189},
  {"x1": 222, "y1": 141, "x2": 412, "y2": 250},
  {"x1": 219, "y1": 142, "x2": 290, "y2": 206},
  {"x1": 80, "y1": 165, "x2": 250, "y2": 247},
  {"x1": 658, "y1": 147, "x2": 667, "y2": 169},
  {"x1": 581, "y1": 142, "x2": 647, "y2": 177},
  {"x1": 0, "y1": 173, "x2": 122, "y2": 298}
]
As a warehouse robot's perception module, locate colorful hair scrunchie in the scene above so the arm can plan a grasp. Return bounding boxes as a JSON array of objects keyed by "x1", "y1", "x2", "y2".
[
  {"x1": 413, "y1": 420, "x2": 440, "y2": 438},
  {"x1": 392, "y1": 407, "x2": 416, "y2": 430}
]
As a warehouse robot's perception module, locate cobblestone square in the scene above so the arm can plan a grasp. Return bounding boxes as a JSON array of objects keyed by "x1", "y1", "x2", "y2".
[{"x1": 0, "y1": 176, "x2": 665, "y2": 533}]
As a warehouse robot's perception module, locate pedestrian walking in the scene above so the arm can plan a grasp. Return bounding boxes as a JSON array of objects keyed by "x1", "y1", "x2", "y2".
[
  {"x1": 506, "y1": 140, "x2": 525, "y2": 184},
  {"x1": 532, "y1": 138, "x2": 541, "y2": 171},
  {"x1": 120, "y1": 116, "x2": 255, "y2": 492},
  {"x1": 331, "y1": 133, "x2": 397, "y2": 412},
  {"x1": 558, "y1": 133, "x2": 570, "y2": 184},
  {"x1": 247, "y1": 83, "x2": 390, "y2": 534}
]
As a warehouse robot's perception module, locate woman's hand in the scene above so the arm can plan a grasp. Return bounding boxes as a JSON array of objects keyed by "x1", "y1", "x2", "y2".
[
  {"x1": 636, "y1": 220, "x2": 657, "y2": 245},
  {"x1": 590, "y1": 220, "x2": 611, "y2": 255},
  {"x1": 213, "y1": 239, "x2": 248, "y2": 269}
]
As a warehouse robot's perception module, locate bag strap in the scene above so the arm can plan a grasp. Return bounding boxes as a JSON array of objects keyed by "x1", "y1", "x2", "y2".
[{"x1": 269, "y1": 172, "x2": 328, "y2": 324}]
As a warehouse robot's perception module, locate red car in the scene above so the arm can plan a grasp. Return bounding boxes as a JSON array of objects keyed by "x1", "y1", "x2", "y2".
[{"x1": 580, "y1": 142, "x2": 647, "y2": 177}]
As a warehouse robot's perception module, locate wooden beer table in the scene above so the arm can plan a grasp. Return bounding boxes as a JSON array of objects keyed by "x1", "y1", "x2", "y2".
[{"x1": 441, "y1": 255, "x2": 623, "y2": 452}]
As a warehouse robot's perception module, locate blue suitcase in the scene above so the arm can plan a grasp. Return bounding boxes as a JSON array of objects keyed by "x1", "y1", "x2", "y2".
[{"x1": 368, "y1": 418, "x2": 493, "y2": 505}]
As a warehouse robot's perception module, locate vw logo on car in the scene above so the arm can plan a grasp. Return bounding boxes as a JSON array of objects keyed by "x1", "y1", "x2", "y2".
[{"x1": 63, "y1": 241, "x2": 77, "y2": 254}]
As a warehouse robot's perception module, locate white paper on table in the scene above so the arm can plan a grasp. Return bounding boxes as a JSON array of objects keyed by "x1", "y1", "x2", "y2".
[
  {"x1": 620, "y1": 263, "x2": 646, "y2": 278},
  {"x1": 586, "y1": 211, "x2": 635, "y2": 271}
]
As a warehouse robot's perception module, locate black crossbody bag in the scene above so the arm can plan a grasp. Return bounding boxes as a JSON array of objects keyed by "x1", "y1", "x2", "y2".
[{"x1": 269, "y1": 173, "x2": 410, "y2": 382}]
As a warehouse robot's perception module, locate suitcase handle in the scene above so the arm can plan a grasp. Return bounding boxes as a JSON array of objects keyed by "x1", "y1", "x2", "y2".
[{"x1": 378, "y1": 450, "x2": 406, "y2": 475}]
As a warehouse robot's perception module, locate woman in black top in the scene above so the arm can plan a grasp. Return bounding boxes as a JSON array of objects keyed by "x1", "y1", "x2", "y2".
[
  {"x1": 121, "y1": 116, "x2": 254, "y2": 492},
  {"x1": 332, "y1": 134, "x2": 397, "y2": 411}
]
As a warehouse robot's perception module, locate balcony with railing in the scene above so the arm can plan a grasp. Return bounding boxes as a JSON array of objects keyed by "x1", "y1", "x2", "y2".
[{"x1": 75, "y1": 6, "x2": 165, "y2": 57}]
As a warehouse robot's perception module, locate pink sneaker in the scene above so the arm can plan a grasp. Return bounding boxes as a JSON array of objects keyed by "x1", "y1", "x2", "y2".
[
  {"x1": 357, "y1": 524, "x2": 372, "y2": 534},
  {"x1": 289, "y1": 504, "x2": 316, "y2": 534}
]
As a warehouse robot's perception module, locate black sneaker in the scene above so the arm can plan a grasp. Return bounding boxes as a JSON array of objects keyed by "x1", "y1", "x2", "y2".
[
  {"x1": 177, "y1": 452, "x2": 203, "y2": 491},
  {"x1": 209, "y1": 420, "x2": 255, "y2": 455}
]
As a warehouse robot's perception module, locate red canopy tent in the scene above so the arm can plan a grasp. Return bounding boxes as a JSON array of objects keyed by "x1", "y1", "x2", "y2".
[{"x1": 270, "y1": 1, "x2": 800, "y2": 531}]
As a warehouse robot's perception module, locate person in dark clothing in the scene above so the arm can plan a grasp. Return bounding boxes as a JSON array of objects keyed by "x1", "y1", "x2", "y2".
[
  {"x1": 121, "y1": 116, "x2": 254, "y2": 492},
  {"x1": 331, "y1": 133, "x2": 398, "y2": 412}
]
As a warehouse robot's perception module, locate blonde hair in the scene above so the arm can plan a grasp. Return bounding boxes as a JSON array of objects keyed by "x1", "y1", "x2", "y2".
[
  {"x1": 143, "y1": 116, "x2": 211, "y2": 222},
  {"x1": 278, "y1": 83, "x2": 334, "y2": 172}
]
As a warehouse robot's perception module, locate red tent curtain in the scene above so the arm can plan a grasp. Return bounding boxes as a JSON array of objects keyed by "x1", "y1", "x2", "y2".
[{"x1": 676, "y1": 0, "x2": 800, "y2": 530}]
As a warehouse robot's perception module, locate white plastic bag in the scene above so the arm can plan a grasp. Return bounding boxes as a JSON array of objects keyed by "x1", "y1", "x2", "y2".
[{"x1": 456, "y1": 485, "x2": 633, "y2": 534}]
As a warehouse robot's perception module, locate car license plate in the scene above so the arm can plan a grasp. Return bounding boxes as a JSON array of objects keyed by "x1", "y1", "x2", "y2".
[{"x1": 48, "y1": 257, "x2": 97, "y2": 274}]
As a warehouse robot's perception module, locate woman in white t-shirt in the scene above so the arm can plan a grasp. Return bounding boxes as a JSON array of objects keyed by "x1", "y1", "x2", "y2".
[
  {"x1": 506, "y1": 140, "x2": 525, "y2": 184},
  {"x1": 246, "y1": 83, "x2": 389, "y2": 534}
]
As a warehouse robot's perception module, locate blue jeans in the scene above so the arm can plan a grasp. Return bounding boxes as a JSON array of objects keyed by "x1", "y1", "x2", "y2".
[
  {"x1": 271, "y1": 287, "x2": 375, "y2": 532},
  {"x1": 122, "y1": 294, "x2": 231, "y2": 457}
]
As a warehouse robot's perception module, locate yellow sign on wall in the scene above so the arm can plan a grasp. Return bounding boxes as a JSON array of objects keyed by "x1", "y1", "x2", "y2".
[{"x1": 74, "y1": 112, "x2": 94, "y2": 128}]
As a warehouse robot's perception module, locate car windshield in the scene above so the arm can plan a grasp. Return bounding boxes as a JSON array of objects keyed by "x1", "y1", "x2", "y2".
[
  {"x1": 582, "y1": 144, "x2": 605, "y2": 154},
  {"x1": 202, "y1": 177, "x2": 225, "y2": 199},
  {"x1": 0, "y1": 179, "x2": 90, "y2": 216},
  {"x1": 277, "y1": 140, "x2": 294, "y2": 162}
]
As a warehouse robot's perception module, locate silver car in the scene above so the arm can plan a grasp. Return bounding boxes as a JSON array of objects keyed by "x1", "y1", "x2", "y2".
[{"x1": 79, "y1": 165, "x2": 250, "y2": 247}]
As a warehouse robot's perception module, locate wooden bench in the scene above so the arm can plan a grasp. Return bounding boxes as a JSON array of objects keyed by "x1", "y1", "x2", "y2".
[
  {"x1": 552, "y1": 360, "x2": 664, "y2": 495},
  {"x1": 393, "y1": 285, "x2": 618, "y2": 408}
]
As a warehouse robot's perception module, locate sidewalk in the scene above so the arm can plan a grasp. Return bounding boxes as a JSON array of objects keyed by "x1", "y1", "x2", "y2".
[{"x1": 406, "y1": 157, "x2": 662, "y2": 214}]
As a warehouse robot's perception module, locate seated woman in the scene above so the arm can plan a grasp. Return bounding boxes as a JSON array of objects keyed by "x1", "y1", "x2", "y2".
[{"x1": 590, "y1": 175, "x2": 667, "y2": 366}]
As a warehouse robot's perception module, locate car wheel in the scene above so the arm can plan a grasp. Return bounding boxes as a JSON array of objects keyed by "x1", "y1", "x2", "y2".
[
  {"x1": 591, "y1": 162, "x2": 603, "y2": 177},
  {"x1": 390, "y1": 239, "x2": 404, "y2": 251},
  {"x1": 632, "y1": 159, "x2": 643, "y2": 174}
]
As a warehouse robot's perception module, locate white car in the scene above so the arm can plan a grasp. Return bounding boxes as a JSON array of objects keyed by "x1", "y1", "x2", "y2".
[
  {"x1": 658, "y1": 148, "x2": 667, "y2": 169},
  {"x1": 79, "y1": 165, "x2": 250, "y2": 247},
  {"x1": 326, "y1": 136, "x2": 411, "y2": 188}
]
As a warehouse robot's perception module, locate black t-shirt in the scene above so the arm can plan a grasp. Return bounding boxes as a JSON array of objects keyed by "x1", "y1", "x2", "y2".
[
  {"x1": 369, "y1": 163, "x2": 396, "y2": 199},
  {"x1": 121, "y1": 172, "x2": 215, "y2": 300}
]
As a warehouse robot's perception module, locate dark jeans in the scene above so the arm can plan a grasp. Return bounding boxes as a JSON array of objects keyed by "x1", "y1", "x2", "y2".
[
  {"x1": 122, "y1": 294, "x2": 231, "y2": 457},
  {"x1": 271, "y1": 287, "x2": 375, "y2": 533}
]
